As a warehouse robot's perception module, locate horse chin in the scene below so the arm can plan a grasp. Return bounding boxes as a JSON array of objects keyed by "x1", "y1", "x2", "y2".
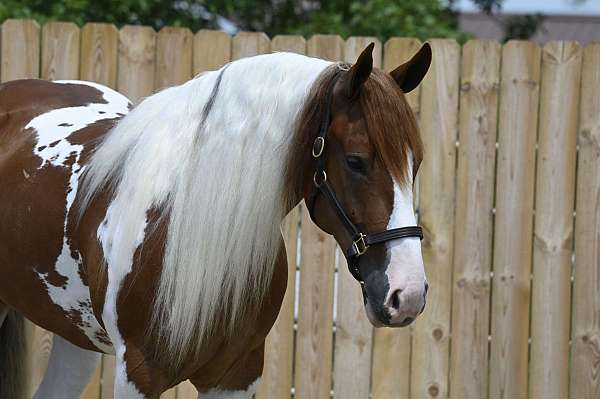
[{"x1": 364, "y1": 301, "x2": 385, "y2": 328}]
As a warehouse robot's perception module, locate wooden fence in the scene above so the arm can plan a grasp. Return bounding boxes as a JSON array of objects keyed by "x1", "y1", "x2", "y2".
[{"x1": 1, "y1": 19, "x2": 599, "y2": 399}]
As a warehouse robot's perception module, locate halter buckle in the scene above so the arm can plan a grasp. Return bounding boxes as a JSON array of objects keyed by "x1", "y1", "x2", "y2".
[
  {"x1": 312, "y1": 137, "x2": 325, "y2": 158},
  {"x1": 352, "y1": 233, "x2": 369, "y2": 256}
]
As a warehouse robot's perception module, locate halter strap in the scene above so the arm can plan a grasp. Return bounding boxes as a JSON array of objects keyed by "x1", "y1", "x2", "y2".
[{"x1": 307, "y1": 67, "x2": 424, "y2": 284}]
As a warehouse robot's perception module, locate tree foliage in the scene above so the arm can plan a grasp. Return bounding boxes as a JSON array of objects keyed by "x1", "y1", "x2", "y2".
[
  {"x1": 0, "y1": 0, "x2": 545, "y2": 42},
  {"x1": 0, "y1": 0, "x2": 465, "y2": 41}
]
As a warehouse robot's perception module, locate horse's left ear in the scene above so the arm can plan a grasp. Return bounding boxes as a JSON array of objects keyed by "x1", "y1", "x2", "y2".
[
  {"x1": 390, "y1": 43, "x2": 432, "y2": 93},
  {"x1": 343, "y1": 42, "x2": 375, "y2": 99}
]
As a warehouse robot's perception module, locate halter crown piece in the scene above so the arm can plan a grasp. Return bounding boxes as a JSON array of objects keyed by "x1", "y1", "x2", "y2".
[{"x1": 307, "y1": 68, "x2": 424, "y2": 284}]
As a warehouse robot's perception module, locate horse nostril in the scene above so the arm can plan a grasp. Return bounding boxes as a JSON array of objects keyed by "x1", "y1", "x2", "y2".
[
  {"x1": 424, "y1": 281, "x2": 429, "y2": 294},
  {"x1": 401, "y1": 316, "x2": 414, "y2": 326},
  {"x1": 391, "y1": 289, "x2": 402, "y2": 310}
]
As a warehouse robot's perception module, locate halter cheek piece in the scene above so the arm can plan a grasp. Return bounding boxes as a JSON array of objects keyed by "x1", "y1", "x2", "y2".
[{"x1": 307, "y1": 68, "x2": 424, "y2": 285}]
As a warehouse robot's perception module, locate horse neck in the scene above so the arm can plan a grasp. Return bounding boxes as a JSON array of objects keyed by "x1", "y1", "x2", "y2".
[{"x1": 88, "y1": 53, "x2": 333, "y2": 365}]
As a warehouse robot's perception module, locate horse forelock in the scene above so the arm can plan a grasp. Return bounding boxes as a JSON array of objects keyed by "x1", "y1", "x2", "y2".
[
  {"x1": 79, "y1": 52, "x2": 331, "y2": 366},
  {"x1": 283, "y1": 66, "x2": 422, "y2": 207}
]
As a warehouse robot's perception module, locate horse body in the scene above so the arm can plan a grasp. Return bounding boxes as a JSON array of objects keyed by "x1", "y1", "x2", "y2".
[
  {"x1": 0, "y1": 79, "x2": 127, "y2": 352},
  {"x1": 0, "y1": 45, "x2": 431, "y2": 398}
]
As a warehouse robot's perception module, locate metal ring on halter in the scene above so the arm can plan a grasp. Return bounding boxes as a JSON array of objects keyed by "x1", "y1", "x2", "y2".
[
  {"x1": 312, "y1": 137, "x2": 325, "y2": 158},
  {"x1": 313, "y1": 170, "x2": 327, "y2": 187}
]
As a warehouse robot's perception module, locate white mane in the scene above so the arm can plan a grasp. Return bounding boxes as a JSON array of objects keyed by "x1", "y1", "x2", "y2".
[{"x1": 79, "y1": 52, "x2": 331, "y2": 362}]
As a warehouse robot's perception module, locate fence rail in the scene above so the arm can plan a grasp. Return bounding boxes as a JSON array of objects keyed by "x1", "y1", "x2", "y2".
[{"x1": 1, "y1": 19, "x2": 599, "y2": 399}]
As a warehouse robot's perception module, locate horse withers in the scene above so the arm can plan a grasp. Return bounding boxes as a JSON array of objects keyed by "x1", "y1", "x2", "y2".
[{"x1": 0, "y1": 42, "x2": 431, "y2": 398}]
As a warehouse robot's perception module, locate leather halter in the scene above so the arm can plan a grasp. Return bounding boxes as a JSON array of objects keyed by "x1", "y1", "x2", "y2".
[{"x1": 307, "y1": 68, "x2": 424, "y2": 284}]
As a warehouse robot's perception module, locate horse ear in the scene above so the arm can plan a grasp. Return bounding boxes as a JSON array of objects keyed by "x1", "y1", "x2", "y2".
[
  {"x1": 390, "y1": 43, "x2": 432, "y2": 93},
  {"x1": 343, "y1": 42, "x2": 374, "y2": 99}
]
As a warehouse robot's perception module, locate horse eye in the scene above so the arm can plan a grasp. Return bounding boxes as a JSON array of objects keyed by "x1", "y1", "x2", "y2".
[{"x1": 346, "y1": 155, "x2": 368, "y2": 175}]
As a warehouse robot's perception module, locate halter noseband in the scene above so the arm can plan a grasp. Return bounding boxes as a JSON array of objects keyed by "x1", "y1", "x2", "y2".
[{"x1": 307, "y1": 68, "x2": 424, "y2": 284}]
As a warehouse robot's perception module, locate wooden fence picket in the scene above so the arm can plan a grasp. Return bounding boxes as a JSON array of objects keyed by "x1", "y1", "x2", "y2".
[
  {"x1": 256, "y1": 207, "x2": 301, "y2": 399},
  {"x1": 80, "y1": 23, "x2": 118, "y2": 87},
  {"x1": 194, "y1": 30, "x2": 231, "y2": 74},
  {"x1": 449, "y1": 39, "x2": 500, "y2": 399},
  {"x1": 489, "y1": 40, "x2": 541, "y2": 399},
  {"x1": 0, "y1": 19, "x2": 40, "y2": 82},
  {"x1": 570, "y1": 42, "x2": 600, "y2": 399},
  {"x1": 155, "y1": 27, "x2": 193, "y2": 90},
  {"x1": 271, "y1": 34, "x2": 306, "y2": 54},
  {"x1": 118, "y1": 25, "x2": 156, "y2": 103},
  {"x1": 231, "y1": 31, "x2": 271, "y2": 60},
  {"x1": 529, "y1": 41, "x2": 582, "y2": 399},
  {"x1": 41, "y1": 22, "x2": 80, "y2": 80},
  {"x1": 410, "y1": 39, "x2": 460, "y2": 399}
]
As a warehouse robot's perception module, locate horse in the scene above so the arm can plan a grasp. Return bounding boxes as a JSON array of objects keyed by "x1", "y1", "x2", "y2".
[{"x1": 0, "y1": 42, "x2": 431, "y2": 398}]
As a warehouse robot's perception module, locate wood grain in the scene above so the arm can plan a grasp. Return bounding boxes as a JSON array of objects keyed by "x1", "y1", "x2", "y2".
[
  {"x1": 176, "y1": 380, "x2": 197, "y2": 398},
  {"x1": 155, "y1": 27, "x2": 193, "y2": 90},
  {"x1": 80, "y1": 23, "x2": 118, "y2": 87},
  {"x1": 231, "y1": 32, "x2": 270, "y2": 60},
  {"x1": 41, "y1": 22, "x2": 80, "y2": 80},
  {"x1": 118, "y1": 25, "x2": 156, "y2": 104},
  {"x1": 271, "y1": 35, "x2": 306, "y2": 54},
  {"x1": 25, "y1": 326, "x2": 53, "y2": 396},
  {"x1": 529, "y1": 41, "x2": 581, "y2": 399},
  {"x1": 411, "y1": 39, "x2": 460, "y2": 399},
  {"x1": 1, "y1": 19, "x2": 40, "y2": 82},
  {"x1": 570, "y1": 42, "x2": 600, "y2": 399},
  {"x1": 81, "y1": 362, "x2": 102, "y2": 399},
  {"x1": 307, "y1": 35, "x2": 344, "y2": 62},
  {"x1": 294, "y1": 205, "x2": 336, "y2": 399},
  {"x1": 100, "y1": 355, "x2": 115, "y2": 399},
  {"x1": 489, "y1": 40, "x2": 541, "y2": 399},
  {"x1": 449, "y1": 39, "x2": 500, "y2": 399},
  {"x1": 193, "y1": 30, "x2": 231, "y2": 74},
  {"x1": 256, "y1": 207, "x2": 300, "y2": 399}
]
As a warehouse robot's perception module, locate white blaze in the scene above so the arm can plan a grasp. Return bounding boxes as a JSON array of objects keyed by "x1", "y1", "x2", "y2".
[{"x1": 385, "y1": 181, "x2": 426, "y2": 290}]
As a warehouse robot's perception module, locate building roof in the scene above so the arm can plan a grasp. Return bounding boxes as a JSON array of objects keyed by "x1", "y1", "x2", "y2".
[{"x1": 459, "y1": 12, "x2": 600, "y2": 45}]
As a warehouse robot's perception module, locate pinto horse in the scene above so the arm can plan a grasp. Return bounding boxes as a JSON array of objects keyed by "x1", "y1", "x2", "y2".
[{"x1": 0, "y1": 43, "x2": 431, "y2": 398}]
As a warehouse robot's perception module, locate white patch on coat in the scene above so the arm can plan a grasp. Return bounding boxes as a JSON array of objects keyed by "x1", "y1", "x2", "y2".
[
  {"x1": 30, "y1": 80, "x2": 131, "y2": 352},
  {"x1": 27, "y1": 80, "x2": 129, "y2": 170},
  {"x1": 201, "y1": 378, "x2": 261, "y2": 399}
]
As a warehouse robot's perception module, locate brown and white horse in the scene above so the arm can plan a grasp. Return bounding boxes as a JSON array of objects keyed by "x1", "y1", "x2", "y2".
[{"x1": 0, "y1": 43, "x2": 431, "y2": 398}]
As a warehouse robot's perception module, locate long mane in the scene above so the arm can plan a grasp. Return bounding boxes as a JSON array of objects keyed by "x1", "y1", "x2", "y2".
[{"x1": 78, "y1": 52, "x2": 331, "y2": 363}]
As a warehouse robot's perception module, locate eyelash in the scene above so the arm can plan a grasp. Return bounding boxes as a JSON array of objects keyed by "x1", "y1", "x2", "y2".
[{"x1": 346, "y1": 155, "x2": 368, "y2": 175}]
